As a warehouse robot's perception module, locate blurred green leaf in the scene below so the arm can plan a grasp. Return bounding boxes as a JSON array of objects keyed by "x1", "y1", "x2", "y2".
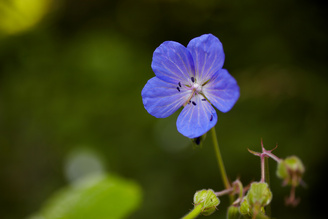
[{"x1": 29, "y1": 174, "x2": 142, "y2": 219}]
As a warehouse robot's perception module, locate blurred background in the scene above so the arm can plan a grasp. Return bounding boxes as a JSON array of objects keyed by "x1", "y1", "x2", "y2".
[{"x1": 0, "y1": 0, "x2": 327, "y2": 218}]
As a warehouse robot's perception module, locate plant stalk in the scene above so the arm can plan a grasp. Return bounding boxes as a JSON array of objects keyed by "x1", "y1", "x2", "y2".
[
  {"x1": 210, "y1": 127, "x2": 233, "y2": 203},
  {"x1": 182, "y1": 204, "x2": 203, "y2": 219}
]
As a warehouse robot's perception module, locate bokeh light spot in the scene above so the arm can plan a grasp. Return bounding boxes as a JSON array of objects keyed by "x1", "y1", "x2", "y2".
[
  {"x1": 64, "y1": 147, "x2": 106, "y2": 184},
  {"x1": 0, "y1": 0, "x2": 51, "y2": 35}
]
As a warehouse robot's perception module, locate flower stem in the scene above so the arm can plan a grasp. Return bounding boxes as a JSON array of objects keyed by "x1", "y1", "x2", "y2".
[
  {"x1": 182, "y1": 204, "x2": 203, "y2": 219},
  {"x1": 210, "y1": 127, "x2": 231, "y2": 191},
  {"x1": 263, "y1": 150, "x2": 281, "y2": 163},
  {"x1": 260, "y1": 154, "x2": 266, "y2": 183},
  {"x1": 214, "y1": 187, "x2": 234, "y2": 197}
]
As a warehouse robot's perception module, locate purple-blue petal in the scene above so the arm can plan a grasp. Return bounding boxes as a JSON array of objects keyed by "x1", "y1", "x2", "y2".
[
  {"x1": 141, "y1": 77, "x2": 191, "y2": 118},
  {"x1": 187, "y1": 34, "x2": 225, "y2": 84},
  {"x1": 176, "y1": 95, "x2": 217, "y2": 138},
  {"x1": 151, "y1": 41, "x2": 195, "y2": 84},
  {"x1": 203, "y1": 69, "x2": 240, "y2": 113}
]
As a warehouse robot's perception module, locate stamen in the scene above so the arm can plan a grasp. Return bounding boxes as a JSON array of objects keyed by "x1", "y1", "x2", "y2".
[
  {"x1": 201, "y1": 99, "x2": 206, "y2": 101},
  {"x1": 202, "y1": 79, "x2": 211, "y2": 86},
  {"x1": 178, "y1": 82, "x2": 181, "y2": 87},
  {"x1": 191, "y1": 77, "x2": 195, "y2": 83},
  {"x1": 177, "y1": 87, "x2": 180, "y2": 92},
  {"x1": 183, "y1": 89, "x2": 196, "y2": 107},
  {"x1": 192, "y1": 101, "x2": 196, "y2": 106},
  {"x1": 210, "y1": 115, "x2": 213, "y2": 121}
]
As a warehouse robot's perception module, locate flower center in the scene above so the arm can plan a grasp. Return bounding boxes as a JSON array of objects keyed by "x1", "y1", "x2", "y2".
[
  {"x1": 181, "y1": 77, "x2": 208, "y2": 107},
  {"x1": 192, "y1": 82, "x2": 202, "y2": 94}
]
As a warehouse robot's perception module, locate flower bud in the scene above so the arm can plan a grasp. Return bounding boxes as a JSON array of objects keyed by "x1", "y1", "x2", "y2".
[
  {"x1": 239, "y1": 182, "x2": 272, "y2": 218},
  {"x1": 193, "y1": 189, "x2": 220, "y2": 216},
  {"x1": 276, "y1": 156, "x2": 305, "y2": 186},
  {"x1": 247, "y1": 182, "x2": 272, "y2": 206},
  {"x1": 239, "y1": 197, "x2": 251, "y2": 216}
]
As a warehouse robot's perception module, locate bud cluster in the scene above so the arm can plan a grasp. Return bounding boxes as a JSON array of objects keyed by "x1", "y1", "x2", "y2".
[{"x1": 184, "y1": 140, "x2": 305, "y2": 219}]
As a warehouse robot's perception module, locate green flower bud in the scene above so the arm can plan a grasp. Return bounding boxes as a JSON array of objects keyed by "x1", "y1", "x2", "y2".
[
  {"x1": 227, "y1": 206, "x2": 240, "y2": 219},
  {"x1": 247, "y1": 182, "x2": 272, "y2": 207},
  {"x1": 239, "y1": 182, "x2": 272, "y2": 218},
  {"x1": 193, "y1": 189, "x2": 220, "y2": 216},
  {"x1": 240, "y1": 200, "x2": 269, "y2": 219},
  {"x1": 276, "y1": 156, "x2": 305, "y2": 186},
  {"x1": 239, "y1": 197, "x2": 251, "y2": 216}
]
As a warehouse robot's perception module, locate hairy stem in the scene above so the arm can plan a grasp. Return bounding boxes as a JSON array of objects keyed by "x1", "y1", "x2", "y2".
[
  {"x1": 182, "y1": 204, "x2": 203, "y2": 219},
  {"x1": 214, "y1": 187, "x2": 234, "y2": 197},
  {"x1": 260, "y1": 154, "x2": 266, "y2": 183}
]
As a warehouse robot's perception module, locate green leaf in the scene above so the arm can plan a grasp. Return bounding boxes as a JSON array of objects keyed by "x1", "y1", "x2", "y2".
[{"x1": 29, "y1": 174, "x2": 142, "y2": 219}]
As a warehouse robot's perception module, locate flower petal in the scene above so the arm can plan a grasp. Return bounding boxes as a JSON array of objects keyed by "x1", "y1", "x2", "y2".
[
  {"x1": 203, "y1": 69, "x2": 240, "y2": 113},
  {"x1": 142, "y1": 77, "x2": 191, "y2": 118},
  {"x1": 151, "y1": 41, "x2": 195, "y2": 84},
  {"x1": 176, "y1": 95, "x2": 217, "y2": 138},
  {"x1": 187, "y1": 34, "x2": 225, "y2": 84}
]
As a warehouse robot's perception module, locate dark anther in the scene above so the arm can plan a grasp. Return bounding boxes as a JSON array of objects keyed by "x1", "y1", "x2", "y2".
[
  {"x1": 189, "y1": 100, "x2": 191, "y2": 103},
  {"x1": 201, "y1": 99, "x2": 206, "y2": 101},
  {"x1": 210, "y1": 115, "x2": 213, "y2": 121},
  {"x1": 178, "y1": 82, "x2": 181, "y2": 87},
  {"x1": 177, "y1": 87, "x2": 180, "y2": 92},
  {"x1": 192, "y1": 101, "x2": 196, "y2": 106},
  {"x1": 191, "y1": 77, "x2": 195, "y2": 83}
]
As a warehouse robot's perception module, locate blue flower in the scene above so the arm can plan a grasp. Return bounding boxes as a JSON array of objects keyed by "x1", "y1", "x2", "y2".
[{"x1": 142, "y1": 34, "x2": 239, "y2": 138}]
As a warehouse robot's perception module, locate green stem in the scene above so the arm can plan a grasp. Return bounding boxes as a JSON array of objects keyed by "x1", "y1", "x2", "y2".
[
  {"x1": 182, "y1": 204, "x2": 203, "y2": 219},
  {"x1": 210, "y1": 127, "x2": 231, "y2": 192}
]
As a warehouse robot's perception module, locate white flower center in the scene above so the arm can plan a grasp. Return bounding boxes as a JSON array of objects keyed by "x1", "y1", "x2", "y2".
[{"x1": 193, "y1": 82, "x2": 202, "y2": 93}]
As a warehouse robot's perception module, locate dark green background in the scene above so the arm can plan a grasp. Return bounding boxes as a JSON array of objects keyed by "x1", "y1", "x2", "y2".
[{"x1": 0, "y1": 0, "x2": 327, "y2": 218}]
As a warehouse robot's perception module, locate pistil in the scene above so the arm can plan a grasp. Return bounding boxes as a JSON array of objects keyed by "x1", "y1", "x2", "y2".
[{"x1": 183, "y1": 89, "x2": 196, "y2": 107}]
